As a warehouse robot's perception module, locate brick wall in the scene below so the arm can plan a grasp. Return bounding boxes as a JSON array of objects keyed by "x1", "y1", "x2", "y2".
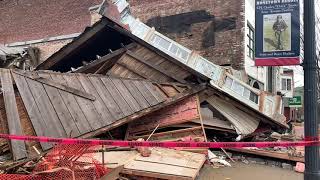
[
  {"x1": 128, "y1": 0, "x2": 246, "y2": 69},
  {"x1": 31, "y1": 39, "x2": 73, "y2": 63},
  {"x1": 0, "y1": 0, "x2": 100, "y2": 44}
]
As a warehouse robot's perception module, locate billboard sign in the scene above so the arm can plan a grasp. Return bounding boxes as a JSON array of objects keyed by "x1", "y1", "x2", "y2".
[{"x1": 255, "y1": 0, "x2": 300, "y2": 66}]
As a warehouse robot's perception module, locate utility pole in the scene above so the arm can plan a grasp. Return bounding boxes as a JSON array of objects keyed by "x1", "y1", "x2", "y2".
[{"x1": 304, "y1": 0, "x2": 320, "y2": 179}]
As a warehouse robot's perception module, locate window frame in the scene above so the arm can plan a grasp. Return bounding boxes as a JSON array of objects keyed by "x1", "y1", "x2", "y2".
[
  {"x1": 225, "y1": 76, "x2": 259, "y2": 104},
  {"x1": 281, "y1": 78, "x2": 292, "y2": 91},
  {"x1": 247, "y1": 22, "x2": 255, "y2": 60}
]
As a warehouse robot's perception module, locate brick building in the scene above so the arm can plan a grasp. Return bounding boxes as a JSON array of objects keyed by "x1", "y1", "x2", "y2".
[
  {"x1": 0, "y1": 0, "x2": 100, "y2": 61},
  {"x1": 1, "y1": 0, "x2": 296, "y2": 94},
  {"x1": 0, "y1": 0, "x2": 247, "y2": 69},
  {"x1": 128, "y1": 0, "x2": 245, "y2": 69}
]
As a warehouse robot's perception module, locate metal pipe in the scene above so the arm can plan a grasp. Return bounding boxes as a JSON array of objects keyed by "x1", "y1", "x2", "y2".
[{"x1": 303, "y1": 0, "x2": 320, "y2": 179}]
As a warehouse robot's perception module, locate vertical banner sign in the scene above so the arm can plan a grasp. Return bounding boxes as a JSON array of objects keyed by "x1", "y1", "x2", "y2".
[{"x1": 255, "y1": 0, "x2": 300, "y2": 66}]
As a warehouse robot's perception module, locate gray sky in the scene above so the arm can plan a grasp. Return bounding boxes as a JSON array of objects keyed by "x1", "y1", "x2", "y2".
[{"x1": 291, "y1": 0, "x2": 320, "y2": 87}]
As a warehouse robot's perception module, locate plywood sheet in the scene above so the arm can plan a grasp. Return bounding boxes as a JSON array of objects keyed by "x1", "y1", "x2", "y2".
[{"x1": 124, "y1": 148, "x2": 205, "y2": 179}]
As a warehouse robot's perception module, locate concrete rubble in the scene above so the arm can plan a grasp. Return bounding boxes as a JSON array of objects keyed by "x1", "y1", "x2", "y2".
[{"x1": 0, "y1": 0, "x2": 307, "y2": 179}]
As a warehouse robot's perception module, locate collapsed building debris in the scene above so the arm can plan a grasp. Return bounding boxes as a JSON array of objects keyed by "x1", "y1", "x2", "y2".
[
  {"x1": 0, "y1": 45, "x2": 39, "y2": 70},
  {"x1": 0, "y1": 69, "x2": 201, "y2": 161}
]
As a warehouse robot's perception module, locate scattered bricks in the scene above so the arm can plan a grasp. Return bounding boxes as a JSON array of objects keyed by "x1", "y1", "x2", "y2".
[
  {"x1": 294, "y1": 162, "x2": 305, "y2": 173},
  {"x1": 136, "y1": 138, "x2": 151, "y2": 157},
  {"x1": 281, "y1": 163, "x2": 293, "y2": 170}
]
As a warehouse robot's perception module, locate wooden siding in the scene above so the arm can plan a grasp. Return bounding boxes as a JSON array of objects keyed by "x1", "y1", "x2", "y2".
[
  {"x1": 108, "y1": 45, "x2": 191, "y2": 83},
  {"x1": 0, "y1": 69, "x2": 194, "y2": 159},
  {"x1": 0, "y1": 69, "x2": 27, "y2": 160}
]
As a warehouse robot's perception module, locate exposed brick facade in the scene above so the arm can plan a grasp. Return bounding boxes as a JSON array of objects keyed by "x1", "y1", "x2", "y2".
[
  {"x1": 31, "y1": 39, "x2": 73, "y2": 63},
  {"x1": 0, "y1": 0, "x2": 100, "y2": 44},
  {"x1": 0, "y1": 0, "x2": 246, "y2": 68},
  {"x1": 128, "y1": 0, "x2": 245, "y2": 69}
]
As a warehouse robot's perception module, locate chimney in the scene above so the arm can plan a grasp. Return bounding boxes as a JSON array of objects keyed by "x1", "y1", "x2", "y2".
[
  {"x1": 88, "y1": 0, "x2": 107, "y2": 25},
  {"x1": 89, "y1": 6, "x2": 102, "y2": 25}
]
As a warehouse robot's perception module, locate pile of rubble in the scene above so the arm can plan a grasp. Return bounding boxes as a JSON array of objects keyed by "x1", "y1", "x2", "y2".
[
  {"x1": 0, "y1": 0, "x2": 306, "y2": 179},
  {"x1": 0, "y1": 45, "x2": 39, "y2": 70}
]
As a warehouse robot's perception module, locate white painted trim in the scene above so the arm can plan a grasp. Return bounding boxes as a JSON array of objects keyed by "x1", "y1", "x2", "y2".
[{"x1": 6, "y1": 33, "x2": 81, "y2": 47}]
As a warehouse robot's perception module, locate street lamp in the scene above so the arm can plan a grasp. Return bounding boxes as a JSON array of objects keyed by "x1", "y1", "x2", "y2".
[{"x1": 303, "y1": 0, "x2": 320, "y2": 179}]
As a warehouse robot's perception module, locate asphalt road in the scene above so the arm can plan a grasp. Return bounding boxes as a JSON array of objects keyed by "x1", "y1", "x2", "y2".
[{"x1": 197, "y1": 162, "x2": 303, "y2": 180}]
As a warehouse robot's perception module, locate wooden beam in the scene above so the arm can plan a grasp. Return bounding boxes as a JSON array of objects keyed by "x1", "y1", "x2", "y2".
[
  {"x1": 116, "y1": 62, "x2": 149, "y2": 79},
  {"x1": 75, "y1": 43, "x2": 136, "y2": 73},
  {"x1": 154, "y1": 83, "x2": 170, "y2": 98},
  {"x1": 36, "y1": 20, "x2": 109, "y2": 70},
  {"x1": 126, "y1": 50, "x2": 187, "y2": 84},
  {"x1": 13, "y1": 70, "x2": 96, "y2": 101},
  {"x1": 80, "y1": 85, "x2": 206, "y2": 139},
  {"x1": 94, "y1": 61, "x2": 112, "y2": 74},
  {"x1": 0, "y1": 69, "x2": 27, "y2": 160}
]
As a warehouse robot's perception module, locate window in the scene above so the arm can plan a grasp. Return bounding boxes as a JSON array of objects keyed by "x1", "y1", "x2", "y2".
[
  {"x1": 224, "y1": 77, "x2": 259, "y2": 104},
  {"x1": 150, "y1": 33, "x2": 191, "y2": 63},
  {"x1": 281, "y1": 78, "x2": 292, "y2": 91},
  {"x1": 247, "y1": 23, "x2": 255, "y2": 59}
]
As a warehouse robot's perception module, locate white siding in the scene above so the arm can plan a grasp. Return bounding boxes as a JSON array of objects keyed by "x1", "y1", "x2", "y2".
[{"x1": 244, "y1": 0, "x2": 268, "y2": 90}]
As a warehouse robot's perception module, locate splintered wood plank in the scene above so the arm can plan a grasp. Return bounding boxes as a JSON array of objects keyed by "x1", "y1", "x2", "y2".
[
  {"x1": 77, "y1": 75, "x2": 115, "y2": 126},
  {"x1": 49, "y1": 73, "x2": 92, "y2": 134},
  {"x1": 142, "y1": 82, "x2": 166, "y2": 103},
  {"x1": 135, "y1": 151, "x2": 205, "y2": 169},
  {"x1": 124, "y1": 161, "x2": 197, "y2": 178},
  {"x1": 110, "y1": 78, "x2": 141, "y2": 112},
  {"x1": 122, "y1": 79, "x2": 150, "y2": 109},
  {"x1": 62, "y1": 74, "x2": 103, "y2": 130},
  {"x1": 37, "y1": 73, "x2": 80, "y2": 137},
  {"x1": 88, "y1": 76, "x2": 123, "y2": 120},
  {"x1": 132, "y1": 81, "x2": 158, "y2": 106},
  {"x1": 1, "y1": 69, "x2": 27, "y2": 160},
  {"x1": 12, "y1": 72, "x2": 52, "y2": 150},
  {"x1": 100, "y1": 77, "x2": 134, "y2": 116},
  {"x1": 25, "y1": 77, "x2": 67, "y2": 138}
]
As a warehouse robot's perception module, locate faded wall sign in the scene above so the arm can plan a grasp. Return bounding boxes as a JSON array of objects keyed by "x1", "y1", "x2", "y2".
[{"x1": 255, "y1": 0, "x2": 300, "y2": 66}]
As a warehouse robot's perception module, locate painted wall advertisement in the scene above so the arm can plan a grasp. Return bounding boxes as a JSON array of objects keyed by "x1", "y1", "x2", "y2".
[{"x1": 255, "y1": 0, "x2": 300, "y2": 66}]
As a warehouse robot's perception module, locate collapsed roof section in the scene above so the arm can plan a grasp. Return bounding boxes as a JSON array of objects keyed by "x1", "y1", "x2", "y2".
[{"x1": 0, "y1": 69, "x2": 201, "y2": 160}]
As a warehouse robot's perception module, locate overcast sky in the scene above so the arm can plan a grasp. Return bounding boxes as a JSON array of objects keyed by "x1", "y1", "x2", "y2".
[{"x1": 290, "y1": 0, "x2": 320, "y2": 87}]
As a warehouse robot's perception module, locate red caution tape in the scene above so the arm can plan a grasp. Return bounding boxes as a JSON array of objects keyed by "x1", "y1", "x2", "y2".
[{"x1": 0, "y1": 134, "x2": 319, "y2": 148}]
